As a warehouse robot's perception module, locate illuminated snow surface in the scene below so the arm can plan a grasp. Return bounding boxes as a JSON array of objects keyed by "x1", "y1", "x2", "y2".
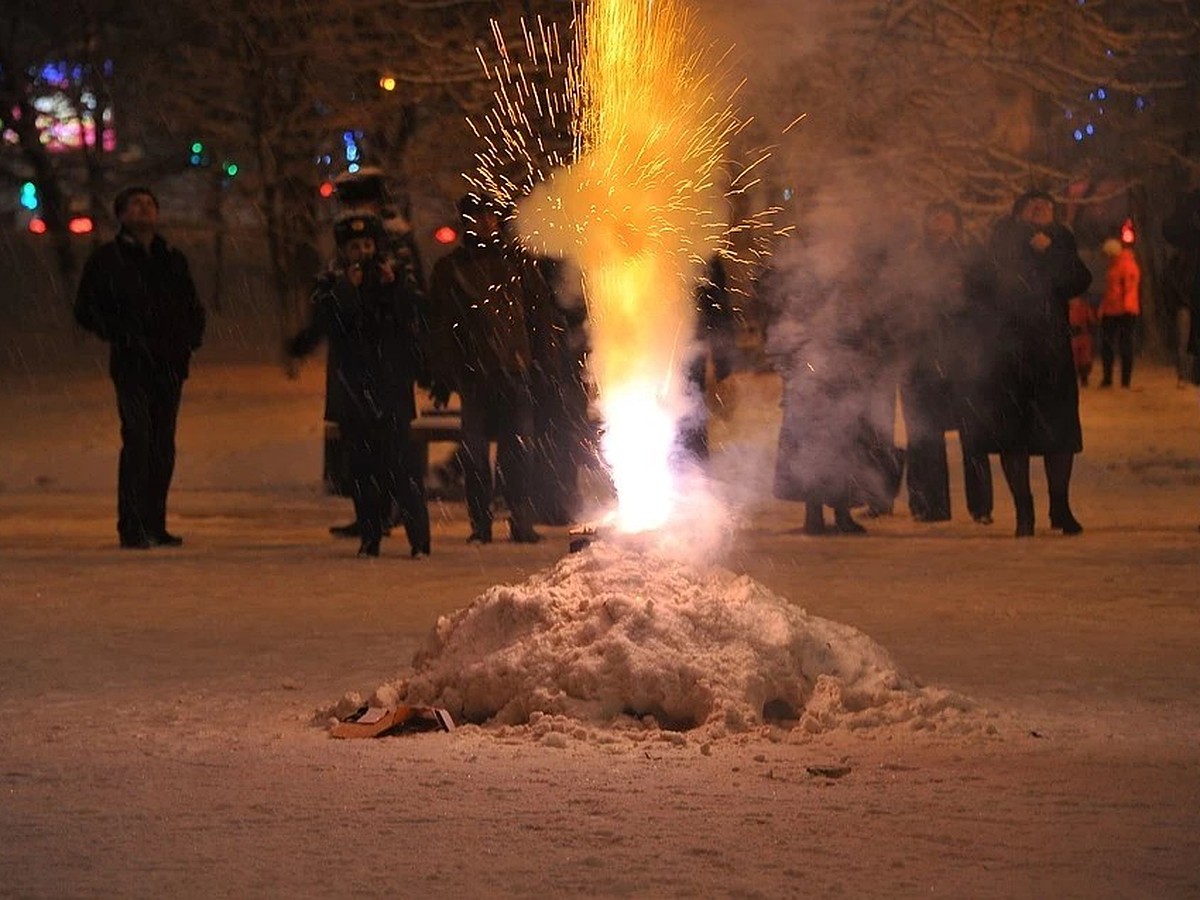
[{"x1": 351, "y1": 541, "x2": 977, "y2": 740}]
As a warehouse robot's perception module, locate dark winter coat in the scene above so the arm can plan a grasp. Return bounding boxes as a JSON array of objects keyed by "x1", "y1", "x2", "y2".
[
  {"x1": 760, "y1": 257, "x2": 888, "y2": 507},
  {"x1": 1162, "y1": 189, "x2": 1200, "y2": 378},
  {"x1": 963, "y1": 217, "x2": 1092, "y2": 455},
  {"x1": 288, "y1": 264, "x2": 423, "y2": 426},
  {"x1": 898, "y1": 238, "x2": 976, "y2": 435},
  {"x1": 427, "y1": 242, "x2": 560, "y2": 390},
  {"x1": 74, "y1": 229, "x2": 206, "y2": 380}
]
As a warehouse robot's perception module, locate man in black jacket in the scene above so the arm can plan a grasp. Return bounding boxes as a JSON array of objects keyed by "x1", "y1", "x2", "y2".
[
  {"x1": 74, "y1": 186, "x2": 206, "y2": 549},
  {"x1": 427, "y1": 193, "x2": 559, "y2": 544}
]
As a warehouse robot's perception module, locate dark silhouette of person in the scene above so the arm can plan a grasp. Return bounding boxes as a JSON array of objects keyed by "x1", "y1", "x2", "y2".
[
  {"x1": 427, "y1": 193, "x2": 560, "y2": 544},
  {"x1": 677, "y1": 255, "x2": 737, "y2": 465},
  {"x1": 74, "y1": 186, "x2": 206, "y2": 549},
  {"x1": 288, "y1": 212, "x2": 430, "y2": 557},
  {"x1": 967, "y1": 190, "x2": 1092, "y2": 537}
]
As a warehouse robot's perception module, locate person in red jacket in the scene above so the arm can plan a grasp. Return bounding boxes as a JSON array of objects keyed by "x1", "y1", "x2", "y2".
[
  {"x1": 1099, "y1": 237, "x2": 1141, "y2": 389},
  {"x1": 1068, "y1": 294, "x2": 1098, "y2": 387}
]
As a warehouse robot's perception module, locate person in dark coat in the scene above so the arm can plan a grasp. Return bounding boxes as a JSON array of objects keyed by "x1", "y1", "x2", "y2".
[
  {"x1": 1163, "y1": 188, "x2": 1200, "y2": 384},
  {"x1": 323, "y1": 168, "x2": 429, "y2": 538},
  {"x1": 427, "y1": 193, "x2": 560, "y2": 544},
  {"x1": 525, "y1": 255, "x2": 590, "y2": 526},
  {"x1": 902, "y1": 201, "x2": 994, "y2": 525},
  {"x1": 74, "y1": 186, "x2": 206, "y2": 549},
  {"x1": 761, "y1": 244, "x2": 879, "y2": 536},
  {"x1": 968, "y1": 190, "x2": 1092, "y2": 537},
  {"x1": 1163, "y1": 187, "x2": 1200, "y2": 530},
  {"x1": 287, "y1": 212, "x2": 430, "y2": 558},
  {"x1": 677, "y1": 255, "x2": 737, "y2": 465}
]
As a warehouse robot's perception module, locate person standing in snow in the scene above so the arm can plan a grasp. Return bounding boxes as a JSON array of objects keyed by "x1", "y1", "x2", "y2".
[
  {"x1": 74, "y1": 186, "x2": 206, "y2": 549},
  {"x1": 426, "y1": 193, "x2": 560, "y2": 544},
  {"x1": 676, "y1": 255, "x2": 738, "y2": 465},
  {"x1": 321, "y1": 168, "x2": 430, "y2": 540},
  {"x1": 287, "y1": 212, "x2": 430, "y2": 558},
  {"x1": 1097, "y1": 237, "x2": 1141, "y2": 389},
  {"x1": 968, "y1": 190, "x2": 1092, "y2": 537}
]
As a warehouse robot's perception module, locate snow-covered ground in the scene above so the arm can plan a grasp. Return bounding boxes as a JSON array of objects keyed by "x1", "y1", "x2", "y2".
[{"x1": 1, "y1": 352, "x2": 1199, "y2": 898}]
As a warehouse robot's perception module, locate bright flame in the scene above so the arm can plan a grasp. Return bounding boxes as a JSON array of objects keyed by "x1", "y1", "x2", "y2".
[{"x1": 515, "y1": 0, "x2": 737, "y2": 532}]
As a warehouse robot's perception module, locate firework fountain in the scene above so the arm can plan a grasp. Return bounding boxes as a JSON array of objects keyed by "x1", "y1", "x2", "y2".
[
  {"x1": 326, "y1": 2, "x2": 970, "y2": 735},
  {"x1": 472, "y1": 0, "x2": 753, "y2": 537}
]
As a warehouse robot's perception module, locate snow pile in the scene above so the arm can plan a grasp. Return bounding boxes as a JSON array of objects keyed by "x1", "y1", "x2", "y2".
[{"x1": 386, "y1": 542, "x2": 975, "y2": 737}]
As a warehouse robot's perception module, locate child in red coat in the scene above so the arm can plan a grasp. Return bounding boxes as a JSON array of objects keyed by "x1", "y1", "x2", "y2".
[{"x1": 1068, "y1": 294, "x2": 1099, "y2": 387}]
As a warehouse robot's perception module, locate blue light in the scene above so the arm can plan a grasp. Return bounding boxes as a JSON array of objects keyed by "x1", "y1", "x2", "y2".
[
  {"x1": 40, "y1": 62, "x2": 66, "y2": 84},
  {"x1": 19, "y1": 182, "x2": 38, "y2": 210},
  {"x1": 347, "y1": 163, "x2": 360, "y2": 174},
  {"x1": 343, "y1": 131, "x2": 355, "y2": 143},
  {"x1": 345, "y1": 145, "x2": 358, "y2": 162},
  {"x1": 1073, "y1": 129, "x2": 1084, "y2": 141},
  {"x1": 1065, "y1": 110, "x2": 1074, "y2": 120},
  {"x1": 1097, "y1": 88, "x2": 1107, "y2": 100},
  {"x1": 1135, "y1": 96, "x2": 1146, "y2": 110},
  {"x1": 1085, "y1": 123, "x2": 1095, "y2": 135}
]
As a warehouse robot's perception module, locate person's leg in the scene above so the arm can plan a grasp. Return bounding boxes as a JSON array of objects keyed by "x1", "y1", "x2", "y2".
[
  {"x1": 1177, "y1": 307, "x2": 1192, "y2": 387},
  {"x1": 459, "y1": 385, "x2": 494, "y2": 542},
  {"x1": 1100, "y1": 318, "x2": 1117, "y2": 386},
  {"x1": 803, "y1": 501, "x2": 826, "y2": 535},
  {"x1": 498, "y1": 379, "x2": 541, "y2": 542},
  {"x1": 146, "y1": 374, "x2": 183, "y2": 542},
  {"x1": 1119, "y1": 316, "x2": 1136, "y2": 388},
  {"x1": 347, "y1": 420, "x2": 385, "y2": 556},
  {"x1": 113, "y1": 373, "x2": 153, "y2": 546},
  {"x1": 1000, "y1": 451, "x2": 1034, "y2": 537},
  {"x1": 908, "y1": 435, "x2": 951, "y2": 521},
  {"x1": 961, "y1": 446, "x2": 994, "y2": 523},
  {"x1": 1045, "y1": 452, "x2": 1082, "y2": 534},
  {"x1": 833, "y1": 493, "x2": 867, "y2": 534},
  {"x1": 392, "y1": 417, "x2": 431, "y2": 556}
]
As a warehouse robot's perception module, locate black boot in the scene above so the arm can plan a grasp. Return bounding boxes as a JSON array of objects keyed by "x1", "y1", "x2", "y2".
[
  {"x1": 467, "y1": 523, "x2": 493, "y2": 544},
  {"x1": 1049, "y1": 495, "x2": 1083, "y2": 535},
  {"x1": 509, "y1": 518, "x2": 543, "y2": 544},
  {"x1": 1014, "y1": 494, "x2": 1035, "y2": 537},
  {"x1": 357, "y1": 539, "x2": 381, "y2": 557},
  {"x1": 833, "y1": 505, "x2": 867, "y2": 535}
]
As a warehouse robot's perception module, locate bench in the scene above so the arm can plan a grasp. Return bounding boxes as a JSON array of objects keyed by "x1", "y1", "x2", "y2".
[{"x1": 322, "y1": 409, "x2": 462, "y2": 496}]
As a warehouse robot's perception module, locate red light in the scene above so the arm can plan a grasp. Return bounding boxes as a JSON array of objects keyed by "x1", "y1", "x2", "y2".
[
  {"x1": 1120, "y1": 217, "x2": 1135, "y2": 245},
  {"x1": 434, "y1": 225, "x2": 457, "y2": 245},
  {"x1": 28, "y1": 218, "x2": 47, "y2": 234},
  {"x1": 319, "y1": 181, "x2": 335, "y2": 199},
  {"x1": 68, "y1": 216, "x2": 94, "y2": 234}
]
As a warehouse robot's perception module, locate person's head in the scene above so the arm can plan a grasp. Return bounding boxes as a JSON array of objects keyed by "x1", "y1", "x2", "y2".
[
  {"x1": 457, "y1": 192, "x2": 504, "y2": 245},
  {"x1": 922, "y1": 201, "x2": 962, "y2": 247},
  {"x1": 334, "y1": 212, "x2": 382, "y2": 263},
  {"x1": 1102, "y1": 237, "x2": 1124, "y2": 258},
  {"x1": 1013, "y1": 189, "x2": 1056, "y2": 228},
  {"x1": 113, "y1": 186, "x2": 159, "y2": 231}
]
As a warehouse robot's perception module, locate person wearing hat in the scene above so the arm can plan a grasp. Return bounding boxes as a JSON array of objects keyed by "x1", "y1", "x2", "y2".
[
  {"x1": 74, "y1": 186, "x2": 206, "y2": 549},
  {"x1": 323, "y1": 169, "x2": 428, "y2": 540},
  {"x1": 427, "y1": 192, "x2": 560, "y2": 544},
  {"x1": 287, "y1": 211, "x2": 431, "y2": 557}
]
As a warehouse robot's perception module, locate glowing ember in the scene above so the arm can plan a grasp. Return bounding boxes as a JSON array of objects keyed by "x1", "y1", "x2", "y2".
[{"x1": 473, "y1": 0, "x2": 751, "y2": 534}]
